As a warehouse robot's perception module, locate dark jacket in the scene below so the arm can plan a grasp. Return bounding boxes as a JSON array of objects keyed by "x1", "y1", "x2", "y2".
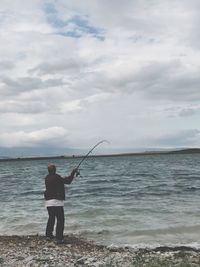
[{"x1": 44, "y1": 173, "x2": 74, "y2": 201}]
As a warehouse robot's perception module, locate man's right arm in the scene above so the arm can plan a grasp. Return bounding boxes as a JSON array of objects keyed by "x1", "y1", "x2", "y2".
[{"x1": 63, "y1": 169, "x2": 78, "y2": 184}]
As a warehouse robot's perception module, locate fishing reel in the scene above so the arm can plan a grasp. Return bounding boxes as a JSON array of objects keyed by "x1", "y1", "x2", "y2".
[
  {"x1": 76, "y1": 169, "x2": 81, "y2": 177},
  {"x1": 74, "y1": 140, "x2": 109, "y2": 179}
]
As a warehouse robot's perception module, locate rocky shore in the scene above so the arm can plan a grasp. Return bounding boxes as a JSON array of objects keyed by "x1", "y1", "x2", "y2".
[{"x1": 0, "y1": 235, "x2": 200, "y2": 267}]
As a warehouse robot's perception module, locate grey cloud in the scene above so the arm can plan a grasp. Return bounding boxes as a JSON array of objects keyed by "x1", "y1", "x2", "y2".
[
  {"x1": 54, "y1": 0, "x2": 200, "y2": 53},
  {"x1": 0, "y1": 127, "x2": 69, "y2": 148},
  {"x1": 28, "y1": 55, "x2": 106, "y2": 76},
  {"x1": 1, "y1": 76, "x2": 65, "y2": 95},
  {"x1": 0, "y1": 60, "x2": 15, "y2": 71},
  {"x1": 155, "y1": 129, "x2": 200, "y2": 147},
  {"x1": 164, "y1": 106, "x2": 198, "y2": 118},
  {"x1": 29, "y1": 60, "x2": 84, "y2": 75},
  {"x1": 131, "y1": 61, "x2": 200, "y2": 102},
  {"x1": 0, "y1": 100, "x2": 49, "y2": 114},
  {"x1": 56, "y1": 0, "x2": 188, "y2": 41},
  {"x1": 0, "y1": 0, "x2": 200, "y2": 151},
  {"x1": 71, "y1": 60, "x2": 200, "y2": 103},
  {"x1": 176, "y1": 0, "x2": 200, "y2": 49},
  {"x1": 26, "y1": 59, "x2": 200, "y2": 106},
  {"x1": 179, "y1": 108, "x2": 196, "y2": 117}
]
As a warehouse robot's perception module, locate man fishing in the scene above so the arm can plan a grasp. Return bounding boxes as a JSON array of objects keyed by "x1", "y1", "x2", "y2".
[
  {"x1": 44, "y1": 140, "x2": 108, "y2": 244},
  {"x1": 44, "y1": 164, "x2": 78, "y2": 244}
]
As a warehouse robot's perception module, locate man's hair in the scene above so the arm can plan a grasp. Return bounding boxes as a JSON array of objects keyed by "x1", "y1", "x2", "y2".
[{"x1": 48, "y1": 164, "x2": 56, "y2": 174}]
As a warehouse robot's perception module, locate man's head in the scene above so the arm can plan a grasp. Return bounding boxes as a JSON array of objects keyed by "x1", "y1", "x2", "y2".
[{"x1": 48, "y1": 164, "x2": 56, "y2": 174}]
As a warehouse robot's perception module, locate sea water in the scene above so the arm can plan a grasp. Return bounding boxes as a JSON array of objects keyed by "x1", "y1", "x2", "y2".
[{"x1": 1, "y1": 154, "x2": 200, "y2": 248}]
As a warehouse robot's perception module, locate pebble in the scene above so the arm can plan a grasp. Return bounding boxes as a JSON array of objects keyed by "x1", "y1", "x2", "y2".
[{"x1": 1, "y1": 235, "x2": 200, "y2": 267}]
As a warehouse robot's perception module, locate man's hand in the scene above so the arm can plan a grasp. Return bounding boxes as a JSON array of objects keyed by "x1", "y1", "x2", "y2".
[{"x1": 71, "y1": 168, "x2": 79, "y2": 177}]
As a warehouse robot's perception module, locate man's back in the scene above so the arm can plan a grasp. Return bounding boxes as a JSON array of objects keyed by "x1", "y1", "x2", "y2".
[{"x1": 44, "y1": 173, "x2": 65, "y2": 200}]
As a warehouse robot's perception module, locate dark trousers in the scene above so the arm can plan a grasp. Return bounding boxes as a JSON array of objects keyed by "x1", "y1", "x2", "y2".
[{"x1": 46, "y1": 206, "x2": 64, "y2": 240}]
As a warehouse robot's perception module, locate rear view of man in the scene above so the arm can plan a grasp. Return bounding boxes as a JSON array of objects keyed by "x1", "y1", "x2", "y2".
[{"x1": 44, "y1": 164, "x2": 78, "y2": 244}]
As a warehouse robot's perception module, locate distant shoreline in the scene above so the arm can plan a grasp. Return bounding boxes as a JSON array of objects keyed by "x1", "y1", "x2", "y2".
[{"x1": 0, "y1": 148, "x2": 200, "y2": 162}]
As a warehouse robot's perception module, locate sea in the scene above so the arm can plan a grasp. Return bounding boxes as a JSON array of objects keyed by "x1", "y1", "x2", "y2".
[{"x1": 1, "y1": 154, "x2": 200, "y2": 248}]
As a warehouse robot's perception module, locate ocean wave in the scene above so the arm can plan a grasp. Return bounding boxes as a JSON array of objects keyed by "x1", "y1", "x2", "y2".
[
  {"x1": 1, "y1": 154, "x2": 200, "y2": 247},
  {"x1": 67, "y1": 224, "x2": 200, "y2": 238},
  {"x1": 174, "y1": 184, "x2": 200, "y2": 192},
  {"x1": 20, "y1": 190, "x2": 44, "y2": 196},
  {"x1": 120, "y1": 190, "x2": 175, "y2": 197},
  {"x1": 76, "y1": 229, "x2": 110, "y2": 236},
  {"x1": 185, "y1": 186, "x2": 200, "y2": 192},
  {"x1": 129, "y1": 224, "x2": 200, "y2": 236}
]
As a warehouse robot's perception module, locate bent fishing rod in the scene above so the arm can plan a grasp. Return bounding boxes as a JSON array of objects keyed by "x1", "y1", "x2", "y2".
[{"x1": 75, "y1": 140, "x2": 109, "y2": 176}]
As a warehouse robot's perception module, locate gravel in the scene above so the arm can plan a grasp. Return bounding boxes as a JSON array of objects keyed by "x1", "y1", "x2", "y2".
[{"x1": 0, "y1": 235, "x2": 200, "y2": 267}]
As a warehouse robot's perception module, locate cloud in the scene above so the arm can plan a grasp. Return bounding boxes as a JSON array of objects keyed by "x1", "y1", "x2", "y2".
[
  {"x1": 0, "y1": 60, "x2": 15, "y2": 71},
  {"x1": 59, "y1": 92, "x2": 111, "y2": 113},
  {"x1": 29, "y1": 59, "x2": 86, "y2": 75},
  {"x1": 0, "y1": 127, "x2": 69, "y2": 147},
  {"x1": 59, "y1": 99, "x2": 83, "y2": 113},
  {"x1": 0, "y1": 99, "x2": 49, "y2": 114},
  {"x1": 131, "y1": 60, "x2": 200, "y2": 102},
  {"x1": 0, "y1": 0, "x2": 52, "y2": 34},
  {"x1": 163, "y1": 105, "x2": 200, "y2": 118},
  {"x1": 179, "y1": 108, "x2": 196, "y2": 117},
  {"x1": 154, "y1": 129, "x2": 200, "y2": 147},
  {"x1": 0, "y1": 0, "x2": 200, "y2": 152},
  {"x1": 1, "y1": 76, "x2": 65, "y2": 96},
  {"x1": 44, "y1": 2, "x2": 104, "y2": 38}
]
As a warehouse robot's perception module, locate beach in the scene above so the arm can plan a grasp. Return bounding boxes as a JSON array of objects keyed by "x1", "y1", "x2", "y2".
[{"x1": 0, "y1": 235, "x2": 200, "y2": 267}]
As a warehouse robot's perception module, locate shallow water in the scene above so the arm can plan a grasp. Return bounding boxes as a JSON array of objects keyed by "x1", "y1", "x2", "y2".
[{"x1": 1, "y1": 154, "x2": 200, "y2": 247}]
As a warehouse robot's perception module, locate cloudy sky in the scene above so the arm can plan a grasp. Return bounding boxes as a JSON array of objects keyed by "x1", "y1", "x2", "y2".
[{"x1": 0, "y1": 0, "x2": 200, "y2": 155}]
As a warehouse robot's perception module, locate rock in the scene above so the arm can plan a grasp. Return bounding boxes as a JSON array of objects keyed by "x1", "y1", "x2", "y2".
[
  {"x1": 23, "y1": 255, "x2": 34, "y2": 262},
  {"x1": 1, "y1": 236, "x2": 200, "y2": 267},
  {"x1": 76, "y1": 256, "x2": 88, "y2": 264},
  {"x1": 92, "y1": 261, "x2": 105, "y2": 267}
]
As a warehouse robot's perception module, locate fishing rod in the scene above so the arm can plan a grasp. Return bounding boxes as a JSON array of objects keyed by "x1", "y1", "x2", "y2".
[{"x1": 75, "y1": 140, "x2": 109, "y2": 176}]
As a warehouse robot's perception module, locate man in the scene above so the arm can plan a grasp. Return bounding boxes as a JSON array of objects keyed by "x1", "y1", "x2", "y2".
[{"x1": 44, "y1": 164, "x2": 78, "y2": 244}]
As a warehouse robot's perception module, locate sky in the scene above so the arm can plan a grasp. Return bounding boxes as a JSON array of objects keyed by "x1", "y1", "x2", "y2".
[{"x1": 0, "y1": 0, "x2": 200, "y2": 155}]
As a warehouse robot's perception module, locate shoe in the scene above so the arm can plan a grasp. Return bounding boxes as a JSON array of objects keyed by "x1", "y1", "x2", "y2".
[
  {"x1": 46, "y1": 235, "x2": 55, "y2": 241},
  {"x1": 56, "y1": 239, "x2": 65, "y2": 245}
]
